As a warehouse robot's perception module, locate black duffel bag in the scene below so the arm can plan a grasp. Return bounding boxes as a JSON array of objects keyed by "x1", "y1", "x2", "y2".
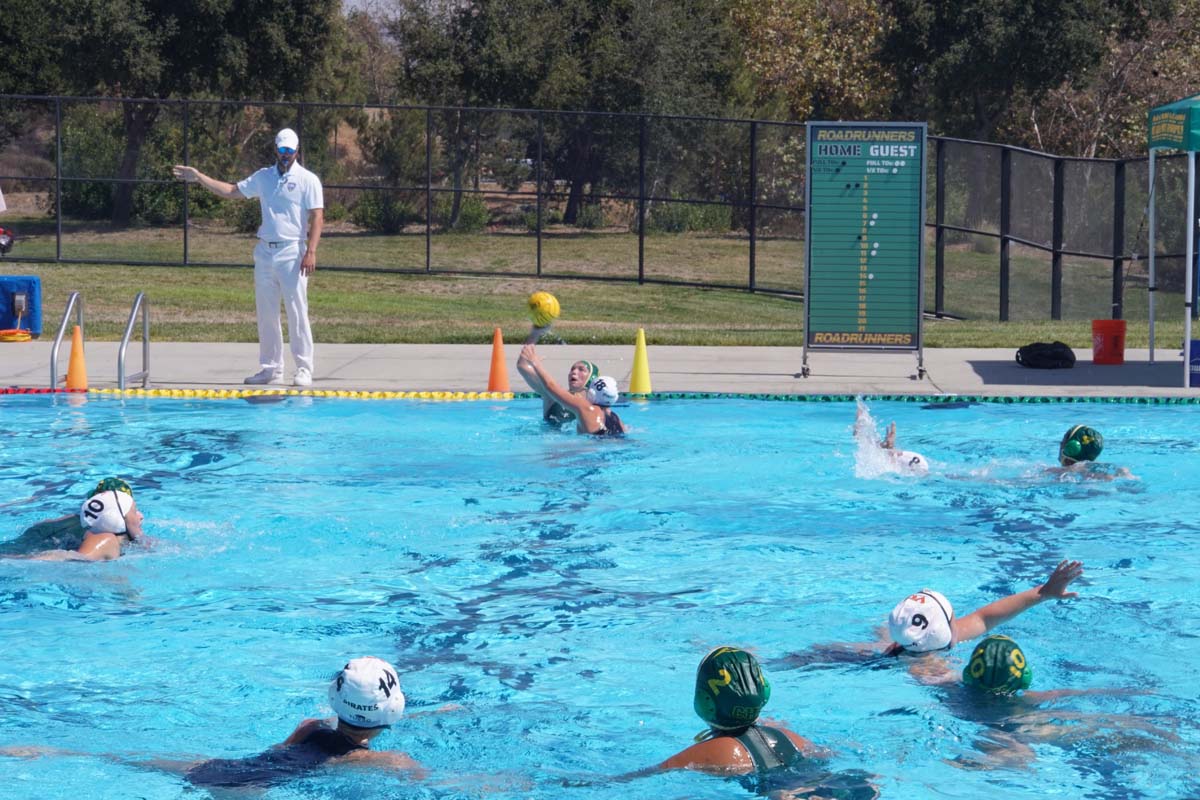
[{"x1": 1015, "y1": 341, "x2": 1076, "y2": 369}]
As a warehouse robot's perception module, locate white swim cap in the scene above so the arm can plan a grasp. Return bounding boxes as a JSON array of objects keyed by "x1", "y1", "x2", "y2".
[
  {"x1": 586, "y1": 375, "x2": 619, "y2": 407},
  {"x1": 328, "y1": 657, "x2": 405, "y2": 728},
  {"x1": 79, "y1": 490, "x2": 133, "y2": 534},
  {"x1": 891, "y1": 450, "x2": 930, "y2": 474},
  {"x1": 888, "y1": 589, "x2": 954, "y2": 652},
  {"x1": 275, "y1": 128, "x2": 299, "y2": 150}
]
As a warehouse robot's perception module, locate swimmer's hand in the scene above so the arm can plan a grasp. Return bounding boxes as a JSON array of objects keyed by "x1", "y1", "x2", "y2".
[
  {"x1": 882, "y1": 422, "x2": 896, "y2": 449},
  {"x1": 1038, "y1": 559, "x2": 1083, "y2": 600},
  {"x1": 519, "y1": 343, "x2": 542, "y2": 367},
  {"x1": 0, "y1": 745, "x2": 65, "y2": 758},
  {"x1": 406, "y1": 702, "x2": 465, "y2": 718}
]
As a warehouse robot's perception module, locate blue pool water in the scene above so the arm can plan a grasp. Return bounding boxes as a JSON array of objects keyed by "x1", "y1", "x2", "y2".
[{"x1": 0, "y1": 395, "x2": 1197, "y2": 799}]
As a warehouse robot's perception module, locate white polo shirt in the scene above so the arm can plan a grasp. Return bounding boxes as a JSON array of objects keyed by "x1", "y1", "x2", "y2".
[{"x1": 237, "y1": 162, "x2": 323, "y2": 242}]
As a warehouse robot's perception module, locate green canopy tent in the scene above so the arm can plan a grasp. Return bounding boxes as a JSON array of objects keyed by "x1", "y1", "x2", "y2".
[{"x1": 1147, "y1": 94, "x2": 1200, "y2": 387}]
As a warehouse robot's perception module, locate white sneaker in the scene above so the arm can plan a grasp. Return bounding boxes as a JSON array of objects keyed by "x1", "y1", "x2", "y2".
[
  {"x1": 293, "y1": 368, "x2": 313, "y2": 387},
  {"x1": 244, "y1": 368, "x2": 284, "y2": 385}
]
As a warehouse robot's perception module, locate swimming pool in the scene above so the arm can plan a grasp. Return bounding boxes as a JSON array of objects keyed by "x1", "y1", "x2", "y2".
[{"x1": 0, "y1": 395, "x2": 1197, "y2": 799}]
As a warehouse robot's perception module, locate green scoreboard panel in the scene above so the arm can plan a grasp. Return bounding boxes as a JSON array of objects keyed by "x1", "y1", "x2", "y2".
[{"x1": 804, "y1": 122, "x2": 926, "y2": 355}]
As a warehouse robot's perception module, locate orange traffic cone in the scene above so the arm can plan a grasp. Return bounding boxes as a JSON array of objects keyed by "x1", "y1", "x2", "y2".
[
  {"x1": 487, "y1": 327, "x2": 510, "y2": 392},
  {"x1": 66, "y1": 324, "x2": 88, "y2": 391}
]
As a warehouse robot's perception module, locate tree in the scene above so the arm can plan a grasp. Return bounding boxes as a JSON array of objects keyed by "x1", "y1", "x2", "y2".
[
  {"x1": 878, "y1": 0, "x2": 1172, "y2": 141},
  {"x1": 47, "y1": 0, "x2": 348, "y2": 226},
  {"x1": 0, "y1": 1, "x2": 66, "y2": 151},
  {"x1": 1010, "y1": 0, "x2": 1200, "y2": 158},
  {"x1": 730, "y1": 0, "x2": 896, "y2": 121},
  {"x1": 384, "y1": 0, "x2": 740, "y2": 224}
]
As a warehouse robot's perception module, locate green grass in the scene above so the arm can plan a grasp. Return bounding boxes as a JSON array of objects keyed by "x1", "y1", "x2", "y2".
[{"x1": 1, "y1": 215, "x2": 1190, "y2": 349}]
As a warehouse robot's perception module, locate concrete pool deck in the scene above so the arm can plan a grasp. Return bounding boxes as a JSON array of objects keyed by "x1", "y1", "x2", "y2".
[{"x1": 1, "y1": 340, "x2": 1195, "y2": 397}]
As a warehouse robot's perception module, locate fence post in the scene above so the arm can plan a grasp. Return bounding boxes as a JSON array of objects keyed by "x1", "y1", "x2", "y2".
[
  {"x1": 536, "y1": 112, "x2": 543, "y2": 277},
  {"x1": 182, "y1": 99, "x2": 190, "y2": 266},
  {"x1": 1112, "y1": 160, "x2": 1125, "y2": 319},
  {"x1": 55, "y1": 98, "x2": 62, "y2": 262},
  {"x1": 999, "y1": 146, "x2": 1011, "y2": 322},
  {"x1": 749, "y1": 120, "x2": 757, "y2": 292},
  {"x1": 1051, "y1": 158, "x2": 1064, "y2": 320},
  {"x1": 425, "y1": 107, "x2": 432, "y2": 273},
  {"x1": 935, "y1": 138, "x2": 945, "y2": 316},
  {"x1": 638, "y1": 114, "x2": 646, "y2": 285},
  {"x1": 1192, "y1": 162, "x2": 1200, "y2": 319},
  {"x1": 296, "y1": 104, "x2": 305, "y2": 164}
]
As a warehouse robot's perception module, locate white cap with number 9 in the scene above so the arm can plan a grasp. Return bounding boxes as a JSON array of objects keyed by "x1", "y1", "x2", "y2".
[{"x1": 888, "y1": 589, "x2": 954, "y2": 652}]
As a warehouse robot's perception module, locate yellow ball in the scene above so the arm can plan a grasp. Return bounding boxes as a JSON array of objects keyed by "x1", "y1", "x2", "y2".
[{"x1": 527, "y1": 291, "x2": 561, "y2": 328}]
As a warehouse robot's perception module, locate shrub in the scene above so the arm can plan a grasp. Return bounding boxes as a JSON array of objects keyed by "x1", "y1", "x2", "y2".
[
  {"x1": 522, "y1": 206, "x2": 563, "y2": 231},
  {"x1": 323, "y1": 200, "x2": 347, "y2": 223},
  {"x1": 645, "y1": 200, "x2": 731, "y2": 234},
  {"x1": 434, "y1": 192, "x2": 489, "y2": 233},
  {"x1": 222, "y1": 198, "x2": 261, "y2": 234},
  {"x1": 575, "y1": 203, "x2": 605, "y2": 229},
  {"x1": 58, "y1": 103, "x2": 186, "y2": 225},
  {"x1": 351, "y1": 190, "x2": 421, "y2": 234}
]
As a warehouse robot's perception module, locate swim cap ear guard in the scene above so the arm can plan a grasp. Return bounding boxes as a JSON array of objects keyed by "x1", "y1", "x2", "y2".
[
  {"x1": 328, "y1": 656, "x2": 406, "y2": 728},
  {"x1": 586, "y1": 375, "x2": 619, "y2": 407},
  {"x1": 693, "y1": 646, "x2": 771, "y2": 731},
  {"x1": 581, "y1": 361, "x2": 599, "y2": 388},
  {"x1": 962, "y1": 635, "x2": 1032, "y2": 694},
  {"x1": 1059, "y1": 425, "x2": 1103, "y2": 464},
  {"x1": 888, "y1": 589, "x2": 954, "y2": 653}
]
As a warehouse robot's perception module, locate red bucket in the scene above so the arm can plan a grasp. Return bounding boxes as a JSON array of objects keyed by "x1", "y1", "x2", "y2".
[{"x1": 1091, "y1": 319, "x2": 1126, "y2": 365}]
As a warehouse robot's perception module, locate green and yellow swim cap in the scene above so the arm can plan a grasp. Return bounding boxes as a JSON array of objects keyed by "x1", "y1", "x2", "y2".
[
  {"x1": 1059, "y1": 425, "x2": 1103, "y2": 464},
  {"x1": 581, "y1": 361, "x2": 599, "y2": 388},
  {"x1": 693, "y1": 646, "x2": 771, "y2": 730},
  {"x1": 962, "y1": 635, "x2": 1032, "y2": 695},
  {"x1": 89, "y1": 477, "x2": 133, "y2": 499}
]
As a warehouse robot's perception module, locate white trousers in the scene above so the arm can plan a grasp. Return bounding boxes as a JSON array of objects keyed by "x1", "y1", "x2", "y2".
[{"x1": 253, "y1": 240, "x2": 313, "y2": 373}]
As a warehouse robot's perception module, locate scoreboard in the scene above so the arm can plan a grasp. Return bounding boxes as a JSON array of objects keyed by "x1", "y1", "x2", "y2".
[{"x1": 803, "y1": 122, "x2": 926, "y2": 367}]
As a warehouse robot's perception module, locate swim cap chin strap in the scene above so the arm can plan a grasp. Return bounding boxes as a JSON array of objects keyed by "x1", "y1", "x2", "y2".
[{"x1": 693, "y1": 646, "x2": 770, "y2": 732}]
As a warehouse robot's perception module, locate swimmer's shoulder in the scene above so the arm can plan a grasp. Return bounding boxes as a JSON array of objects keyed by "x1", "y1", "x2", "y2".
[
  {"x1": 20, "y1": 514, "x2": 84, "y2": 540},
  {"x1": 281, "y1": 718, "x2": 329, "y2": 746},
  {"x1": 661, "y1": 735, "x2": 753, "y2": 773}
]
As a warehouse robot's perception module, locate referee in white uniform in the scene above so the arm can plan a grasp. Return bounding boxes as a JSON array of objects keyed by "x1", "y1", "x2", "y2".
[{"x1": 174, "y1": 128, "x2": 324, "y2": 386}]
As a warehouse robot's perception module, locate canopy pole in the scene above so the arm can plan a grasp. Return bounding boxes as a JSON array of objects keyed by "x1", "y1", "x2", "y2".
[
  {"x1": 1148, "y1": 149, "x2": 1156, "y2": 363},
  {"x1": 1186, "y1": 152, "x2": 1195, "y2": 388}
]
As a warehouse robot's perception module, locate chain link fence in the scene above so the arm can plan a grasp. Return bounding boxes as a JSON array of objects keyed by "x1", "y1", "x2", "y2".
[{"x1": 0, "y1": 95, "x2": 1191, "y2": 323}]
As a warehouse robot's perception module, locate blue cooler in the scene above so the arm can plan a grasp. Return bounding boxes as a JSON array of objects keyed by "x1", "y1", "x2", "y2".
[
  {"x1": 1191, "y1": 340, "x2": 1200, "y2": 388},
  {"x1": 0, "y1": 275, "x2": 42, "y2": 336}
]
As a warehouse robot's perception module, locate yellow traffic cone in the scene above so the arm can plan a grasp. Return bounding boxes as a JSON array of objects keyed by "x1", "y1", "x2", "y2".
[
  {"x1": 66, "y1": 324, "x2": 88, "y2": 391},
  {"x1": 629, "y1": 328, "x2": 652, "y2": 394},
  {"x1": 487, "y1": 327, "x2": 510, "y2": 392}
]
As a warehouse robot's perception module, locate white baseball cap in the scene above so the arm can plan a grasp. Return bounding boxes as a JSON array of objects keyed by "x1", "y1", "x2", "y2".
[
  {"x1": 79, "y1": 490, "x2": 133, "y2": 534},
  {"x1": 328, "y1": 657, "x2": 405, "y2": 728},
  {"x1": 275, "y1": 128, "x2": 299, "y2": 150},
  {"x1": 888, "y1": 589, "x2": 954, "y2": 652},
  {"x1": 586, "y1": 375, "x2": 619, "y2": 407}
]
